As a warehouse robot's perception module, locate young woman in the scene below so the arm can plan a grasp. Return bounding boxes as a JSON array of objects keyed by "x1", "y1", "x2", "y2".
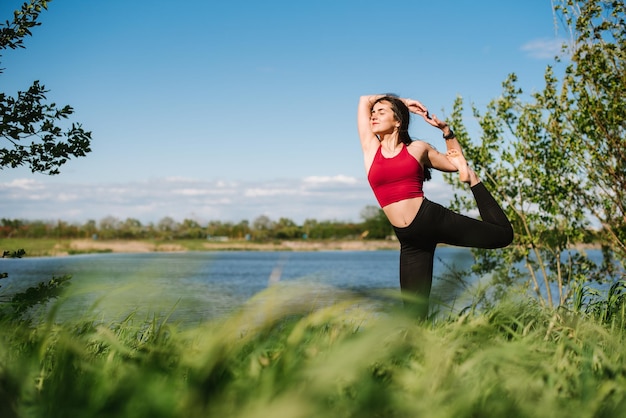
[{"x1": 357, "y1": 94, "x2": 513, "y2": 318}]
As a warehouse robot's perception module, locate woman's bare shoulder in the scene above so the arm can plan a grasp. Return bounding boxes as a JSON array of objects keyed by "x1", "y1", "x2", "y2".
[
  {"x1": 407, "y1": 139, "x2": 431, "y2": 154},
  {"x1": 408, "y1": 139, "x2": 429, "y2": 147},
  {"x1": 407, "y1": 140, "x2": 437, "y2": 166}
]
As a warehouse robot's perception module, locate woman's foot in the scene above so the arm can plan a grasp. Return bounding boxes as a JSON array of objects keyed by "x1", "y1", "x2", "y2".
[{"x1": 447, "y1": 149, "x2": 479, "y2": 186}]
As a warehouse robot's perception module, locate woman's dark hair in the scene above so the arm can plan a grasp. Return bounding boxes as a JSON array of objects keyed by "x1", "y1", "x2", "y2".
[{"x1": 373, "y1": 94, "x2": 432, "y2": 181}]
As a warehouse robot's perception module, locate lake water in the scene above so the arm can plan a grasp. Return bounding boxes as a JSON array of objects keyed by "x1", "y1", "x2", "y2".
[
  {"x1": 0, "y1": 248, "x2": 478, "y2": 324},
  {"x1": 0, "y1": 248, "x2": 615, "y2": 325}
]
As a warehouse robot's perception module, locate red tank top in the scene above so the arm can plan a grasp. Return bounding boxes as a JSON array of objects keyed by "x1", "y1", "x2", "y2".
[{"x1": 367, "y1": 144, "x2": 424, "y2": 207}]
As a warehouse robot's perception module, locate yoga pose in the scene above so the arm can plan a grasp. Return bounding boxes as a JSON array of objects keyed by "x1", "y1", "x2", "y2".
[{"x1": 357, "y1": 94, "x2": 513, "y2": 317}]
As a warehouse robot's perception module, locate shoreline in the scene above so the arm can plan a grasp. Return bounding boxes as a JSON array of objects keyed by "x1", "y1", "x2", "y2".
[
  {"x1": 2, "y1": 238, "x2": 602, "y2": 258},
  {"x1": 49, "y1": 238, "x2": 402, "y2": 257}
]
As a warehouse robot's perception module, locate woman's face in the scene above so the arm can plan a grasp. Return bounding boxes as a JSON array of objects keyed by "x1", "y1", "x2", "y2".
[{"x1": 370, "y1": 101, "x2": 399, "y2": 136}]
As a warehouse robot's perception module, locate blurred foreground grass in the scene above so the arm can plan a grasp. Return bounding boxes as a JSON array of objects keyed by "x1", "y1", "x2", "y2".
[{"x1": 1, "y1": 283, "x2": 626, "y2": 418}]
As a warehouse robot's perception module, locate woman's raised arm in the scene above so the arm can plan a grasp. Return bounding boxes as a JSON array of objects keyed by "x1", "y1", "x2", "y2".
[{"x1": 357, "y1": 95, "x2": 383, "y2": 153}]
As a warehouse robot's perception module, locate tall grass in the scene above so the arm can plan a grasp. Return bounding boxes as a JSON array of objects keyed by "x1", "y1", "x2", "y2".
[{"x1": 1, "y1": 282, "x2": 625, "y2": 418}]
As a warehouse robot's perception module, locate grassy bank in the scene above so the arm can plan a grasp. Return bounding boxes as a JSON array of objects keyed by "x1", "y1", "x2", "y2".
[
  {"x1": 1, "y1": 283, "x2": 625, "y2": 418},
  {"x1": 0, "y1": 238, "x2": 65, "y2": 257},
  {"x1": 0, "y1": 238, "x2": 400, "y2": 257}
]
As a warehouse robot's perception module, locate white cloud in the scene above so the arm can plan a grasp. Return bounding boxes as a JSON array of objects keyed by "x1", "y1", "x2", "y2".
[
  {"x1": 2, "y1": 178, "x2": 43, "y2": 190},
  {"x1": 57, "y1": 193, "x2": 81, "y2": 202},
  {"x1": 303, "y1": 175, "x2": 359, "y2": 186},
  {"x1": 0, "y1": 176, "x2": 460, "y2": 225},
  {"x1": 174, "y1": 189, "x2": 211, "y2": 196},
  {"x1": 244, "y1": 187, "x2": 298, "y2": 198},
  {"x1": 162, "y1": 176, "x2": 193, "y2": 182},
  {"x1": 521, "y1": 37, "x2": 566, "y2": 59}
]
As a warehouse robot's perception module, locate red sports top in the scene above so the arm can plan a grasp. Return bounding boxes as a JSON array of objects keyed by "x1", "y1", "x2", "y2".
[{"x1": 367, "y1": 144, "x2": 425, "y2": 207}]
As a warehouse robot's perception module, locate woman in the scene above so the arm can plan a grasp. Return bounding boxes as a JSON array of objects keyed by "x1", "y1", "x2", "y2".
[{"x1": 357, "y1": 94, "x2": 513, "y2": 318}]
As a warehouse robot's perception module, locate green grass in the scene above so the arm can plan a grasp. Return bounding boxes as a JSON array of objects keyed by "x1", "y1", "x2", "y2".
[
  {"x1": 163, "y1": 239, "x2": 216, "y2": 251},
  {"x1": 0, "y1": 238, "x2": 63, "y2": 257},
  {"x1": 0, "y1": 238, "x2": 232, "y2": 257},
  {"x1": 1, "y1": 283, "x2": 626, "y2": 418}
]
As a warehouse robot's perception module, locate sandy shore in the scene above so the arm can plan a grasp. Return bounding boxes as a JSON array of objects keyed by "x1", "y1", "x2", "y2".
[
  {"x1": 53, "y1": 238, "x2": 401, "y2": 256},
  {"x1": 41, "y1": 238, "x2": 605, "y2": 257}
]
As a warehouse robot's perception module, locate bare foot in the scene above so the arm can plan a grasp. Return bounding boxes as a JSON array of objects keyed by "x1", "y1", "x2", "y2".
[{"x1": 446, "y1": 149, "x2": 471, "y2": 183}]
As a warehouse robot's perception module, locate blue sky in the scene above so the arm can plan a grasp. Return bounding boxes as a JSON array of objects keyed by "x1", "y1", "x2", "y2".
[{"x1": 1, "y1": 0, "x2": 564, "y2": 225}]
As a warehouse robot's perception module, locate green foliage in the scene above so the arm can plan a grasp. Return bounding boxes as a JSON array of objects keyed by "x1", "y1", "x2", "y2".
[
  {"x1": 0, "y1": 215, "x2": 372, "y2": 243},
  {"x1": 445, "y1": 0, "x2": 625, "y2": 308},
  {"x1": 0, "y1": 245, "x2": 72, "y2": 325},
  {"x1": 0, "y1": 248, "x2": 25, "y2": 282},
  {"x1": 0, "y1": 0, "x2": 46, "y2": 56},
  {"x1": 552, "y1": 0, "x2": 626, "y2": 258},
  {"x1": 273, "y1": 217, "x2": 301, "y2": 239},
  {"x1": 0, "y1": 247, "x2": 72, "y2": 322},
  {"x1": 0, "y1": 285, "x2": 625, "y2": 417},
  {"x1": 2, "y1": 248, "x2": 25, "y2": 259},
  {"x1": 302, "y1": 218, "x2": 362, "y2": 240},
  {"x1": 1, "y1": 0, "x2": 92, "y2": 175},
  {"x1": 8, "y1": 274, "x2": 71, "y2": 317},
  {"x1": 360, "y1": 205, "x2": 393, "y2": 239}
]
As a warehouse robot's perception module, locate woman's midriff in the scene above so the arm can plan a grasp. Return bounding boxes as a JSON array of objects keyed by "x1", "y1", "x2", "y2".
[{"x1": 382, "y1": 197, "x2": 424, "y2": 228}]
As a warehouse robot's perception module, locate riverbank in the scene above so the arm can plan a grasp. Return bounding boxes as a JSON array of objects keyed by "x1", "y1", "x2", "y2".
[
  {"x1": 66, "y1": 238, "x2": 402, "y2": 254},
  {"x1": 1, "y1": 238, "x2": 603, "y2": 258},
  {"x1": 1, "y1": 238, "x2": 401, "y2": 257}
]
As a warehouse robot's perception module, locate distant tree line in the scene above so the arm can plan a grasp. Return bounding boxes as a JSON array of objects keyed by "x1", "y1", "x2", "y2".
[{"x1": 0, "y1": 206, "x2": 394, "y2": 241}]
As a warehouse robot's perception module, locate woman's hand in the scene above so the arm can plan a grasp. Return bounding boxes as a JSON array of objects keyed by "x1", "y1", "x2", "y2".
[
  {"x1": 404, "y1": 98, "x2": 428, "y2": 117},
  {"x1": 423, "y1": 112, "x2": 448, "y2": 131},
  {"x1": 405, "y1": 98, "x2": 448, "y2": 131}
]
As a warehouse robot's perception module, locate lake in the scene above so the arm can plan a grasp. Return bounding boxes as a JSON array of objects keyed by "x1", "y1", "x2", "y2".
[
  {"x1": 0, "y1": 248, "x2": 479, "y2": 323},
  {"x1": 0, "y1": 247, "x2": 613, "y2": 325}
]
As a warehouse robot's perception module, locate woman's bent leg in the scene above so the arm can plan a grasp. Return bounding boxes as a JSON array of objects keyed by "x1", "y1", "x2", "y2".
[
  {"x1": 440, "y1": 183, "x2": 513, "y2": 248},
  {"x1": 392, "y1": 187, "x2": 512, "y2": 319},
  {"x1": 470, "y1": 182, "x2": 513, "y2": 246},
  {"x1": 446, "y1": 150, "x2": 513, "y2": 248}
]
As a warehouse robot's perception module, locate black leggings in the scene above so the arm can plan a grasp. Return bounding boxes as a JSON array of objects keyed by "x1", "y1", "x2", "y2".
[{"x1": 392, "y1": 182, "x2": 513, "y2": 317}]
